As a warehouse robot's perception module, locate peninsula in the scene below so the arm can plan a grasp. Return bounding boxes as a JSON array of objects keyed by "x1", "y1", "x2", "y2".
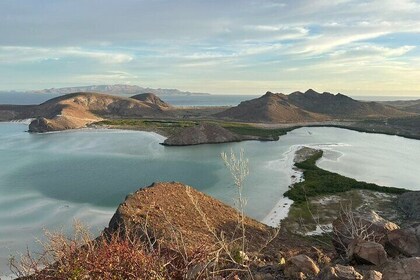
[{"x1": 1, "y1": 89, "x2": 419, "y2": 145}]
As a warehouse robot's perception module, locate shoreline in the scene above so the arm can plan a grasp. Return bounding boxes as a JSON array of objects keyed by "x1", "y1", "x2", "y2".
[
  {"x1": 260, "y1": 145, "x2": 301, "y2": 227},
  {"x1": 260, "y1": 145, "x2": 324, "y2": 228},
  {"x1": 1, "y1": 118, "x2": 420, "y2": 143}
]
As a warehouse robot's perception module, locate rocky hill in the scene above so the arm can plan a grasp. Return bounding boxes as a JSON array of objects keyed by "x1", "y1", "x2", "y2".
[
  {"x1": 13, "y1": 179, "x2": 420, "y2": 279},
  {"x1": 287, "y1": 89, "x2": 409, "y2": 118},
  {"x1": 162, "y1": 123, "x2": 259, "y2": 146},
  {"x1": 104, "y1": 182, "x2": 420, "y2": 279},
  {"x1": 0, "y1": 92, "x2": 174, "y2": 132},
  {"x1": 30, "y1": 84, "x2": 210, "y2": 96},
  {"x1": 215, "y1": 91, "x2": 330, "y2": 123},
  {"x1": 216, "y1": 90, "x2": 411, "y2": 123},
  {"x1": 107, "y1": 182, "x2": 273, "y2": 249}
]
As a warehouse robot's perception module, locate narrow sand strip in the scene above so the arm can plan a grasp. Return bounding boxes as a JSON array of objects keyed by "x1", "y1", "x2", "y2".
[{"x1": 261, "y1": 145, "x2": 304, "y2": 227}]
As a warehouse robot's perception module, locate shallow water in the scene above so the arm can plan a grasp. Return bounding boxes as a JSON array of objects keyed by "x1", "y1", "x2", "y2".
[{"x1": 0, "y1": 123, "x2": 419, "y2": 274}]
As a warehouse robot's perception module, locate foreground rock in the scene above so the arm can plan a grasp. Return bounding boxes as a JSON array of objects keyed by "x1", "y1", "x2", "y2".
[
  {"x1": 387, "y1": 224, "x2": 420, "y2": 257},
  {"x1": 348, "y1": 240, "x2": 388, "y2": 266},
  {"x1": 398, "y1": 191, "x2": 420, "y2": 221},
  {"x1": 317, "y1": 264, "x2": 363, "y2": 280},
  {"x1": 162, "y1": 123, "x2": 263, "y2": 146},
  {"x1": 382, "y1": 257, "x2": 420, "y2": 280},
  {"x1": 284, "y1": 254, "x2": 320, "y2": 279}
]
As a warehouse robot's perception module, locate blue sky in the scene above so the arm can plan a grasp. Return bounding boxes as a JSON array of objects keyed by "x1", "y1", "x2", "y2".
[{"x1": 1, "y1": 0, "x2": 420, "y2": 96}]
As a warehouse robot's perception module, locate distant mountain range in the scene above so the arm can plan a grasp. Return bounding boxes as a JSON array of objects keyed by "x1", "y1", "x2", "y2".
[
  {"x1": 216, "y1": 89, "x2": 412, "y2": 122},
  {"x1": 27, "y1": 84, "x2": 210, "y2": 96}
]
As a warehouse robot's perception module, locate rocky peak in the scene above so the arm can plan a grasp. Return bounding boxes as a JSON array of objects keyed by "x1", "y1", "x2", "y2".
[
  {"x1": 130, "y1": 93, "x2": 171, "y2": 108},
  {"x1": 304, "y1": 88, "x2": 320, "y2": 95}
]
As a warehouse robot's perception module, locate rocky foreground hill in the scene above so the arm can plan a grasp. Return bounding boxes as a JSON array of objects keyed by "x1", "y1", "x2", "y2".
[
  {"x1": 216, "y1": 90, "x2": 411, "y2": 123},
  {"x1": 20, "y1": 181, "x2": 420, "y2": 279},
  {"x1": 87, "y1": 183, "x2": 420, "y2": 279}
]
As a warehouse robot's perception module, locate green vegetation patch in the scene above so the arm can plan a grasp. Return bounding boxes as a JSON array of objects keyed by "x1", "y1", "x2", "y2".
[
  {"x1": 97, "y1": 119, "x2": 198, "y2": 128},
  {"x1": 220, "y1": 122, "x2": 295, "y2": 139},
  {"x1": 284, "y1": 151, "x2": 408, "y2": 203}
]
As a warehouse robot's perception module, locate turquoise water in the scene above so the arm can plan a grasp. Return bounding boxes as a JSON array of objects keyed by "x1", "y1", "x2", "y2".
[{"x1": 1, "y1": 123, "x2": 420, "y2": 274}]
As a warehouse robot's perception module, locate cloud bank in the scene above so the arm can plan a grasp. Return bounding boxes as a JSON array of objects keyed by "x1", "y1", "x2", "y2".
[{"x1": 0, "y1": 0, "x2": 419, "y2": 95}]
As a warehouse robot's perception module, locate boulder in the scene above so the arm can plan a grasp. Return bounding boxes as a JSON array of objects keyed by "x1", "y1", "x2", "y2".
[
  {"x1": 364, "y1": 270, "x2": 382, "y2": 280},
  {"x1": 382, "y1": 257, "x2": 420, "y2": 280},
  {"x1": 284, "y1": 254, "x2": 320, "y2": 279},
  {"x1": 332, "y1": 210, "x2": 399, "y2": 254},
  {"x1": 347, "y1": 240, "x2": 387, "y2": 266},
  {"x1": 387, "y1": 223, "x2": 420, "y2": 257},
  {"x1": 398, "y1": 191, "x2": 420, "y2": 221},
  {"x1": 317, "y1": 264, "x2": 363, "y2": 280}
]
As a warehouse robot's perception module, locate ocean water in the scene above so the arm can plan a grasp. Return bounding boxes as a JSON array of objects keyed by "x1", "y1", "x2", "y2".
[{"x1": 1, "y1": 124, "x2": 420, "y2": 275}]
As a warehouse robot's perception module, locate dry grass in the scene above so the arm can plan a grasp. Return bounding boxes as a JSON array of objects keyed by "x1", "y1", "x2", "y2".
[{"x1": 9, "y1": 221, "x2": 218, "y2": 280}]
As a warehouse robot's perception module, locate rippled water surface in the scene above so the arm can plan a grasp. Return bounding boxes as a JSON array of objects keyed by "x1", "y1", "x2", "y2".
[{"x1": 1, "y1": 123, "x2": 419, "y2": 274}]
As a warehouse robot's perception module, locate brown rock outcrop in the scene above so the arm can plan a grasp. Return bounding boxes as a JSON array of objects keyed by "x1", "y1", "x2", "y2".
[
  {"x1": 364, "y1": 270, "x2": 383, "y2": 280},
  {"x1": 387, "y1": 224, "x2": 420, "y2": 257},
  {"x1": 398, "y1": 191, "x2": 420, "y2": 221},
  {"x1": 317, "y1": 264, "x2": 363, "y2": 280},
  {"x1": 382, "y1": 257, "x2": 420, "y2": 280},
  {"x1": 348, "y1": 240, "x2": 388, "y2": 266},
  {"x1": 106, "y1": 182, "x2": 273, "y2": 250},
  {"x1": 284, "y1": 254, "x2": 320, "y2": 279}
]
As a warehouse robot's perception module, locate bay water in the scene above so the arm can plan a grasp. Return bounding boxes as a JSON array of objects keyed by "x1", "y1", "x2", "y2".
[{"x1": 0, "y1": 123, "x2": 419, "y2": 275}]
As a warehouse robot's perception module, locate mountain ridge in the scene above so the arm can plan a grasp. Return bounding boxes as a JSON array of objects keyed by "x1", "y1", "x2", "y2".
[{"x1": 216, "y1": 89, "x2": 411, "y2": 123}]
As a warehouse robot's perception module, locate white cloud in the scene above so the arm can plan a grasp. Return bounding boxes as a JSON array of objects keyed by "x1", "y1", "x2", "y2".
[
  {"x1": 0, "y1": 46, "x2": 133, "y2": 64},
  {"x1": 0, "y1": 0, "x2": 420, "y2": 95}
]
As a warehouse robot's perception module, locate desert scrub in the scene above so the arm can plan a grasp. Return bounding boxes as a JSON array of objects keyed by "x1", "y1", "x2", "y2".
[{"x1": 9, "y1": 222, "x2": 210, "y2": 280}]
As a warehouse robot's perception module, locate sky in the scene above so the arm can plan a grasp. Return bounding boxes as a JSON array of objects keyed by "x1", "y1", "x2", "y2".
[{"x1": 1, "y1": 0, "x2": 420, "y2": 96}]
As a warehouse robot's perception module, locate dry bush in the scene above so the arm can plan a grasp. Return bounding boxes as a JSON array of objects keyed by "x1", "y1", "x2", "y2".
[{"x1": 9, "y1": 222, "x2": 212, "y2": 280}]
